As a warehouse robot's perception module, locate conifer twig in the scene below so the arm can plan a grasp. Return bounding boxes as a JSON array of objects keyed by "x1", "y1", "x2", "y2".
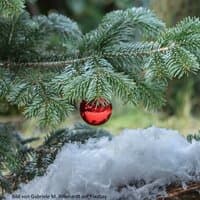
[
  {"x1": 0, "y1": 46, "x2": 171, "y2": 68},
  {"x1": 0, "y1": 56, "x2": 93, "y2": 68},
  {"x1": 104, "y1": 46, "x2": 171, "y2": 57}
]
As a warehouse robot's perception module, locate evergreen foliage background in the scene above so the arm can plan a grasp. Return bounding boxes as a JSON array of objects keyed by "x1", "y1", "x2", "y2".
[
  {"x1": 0, "y1": 1, "x2": 200, "y2": 127},
  {"x1": 0, "y1": 0, "x2": 200, "y2": 197}
]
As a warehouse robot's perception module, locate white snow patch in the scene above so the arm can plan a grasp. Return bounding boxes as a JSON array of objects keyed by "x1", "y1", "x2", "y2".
[{"x1": 7, "y1": 127, "x2": 200, "y2": 200}]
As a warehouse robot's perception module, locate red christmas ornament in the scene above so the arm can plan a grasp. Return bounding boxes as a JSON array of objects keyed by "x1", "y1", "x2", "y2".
[{"x1": 80, "y1": 98, "x2": 112, "y2": 125}]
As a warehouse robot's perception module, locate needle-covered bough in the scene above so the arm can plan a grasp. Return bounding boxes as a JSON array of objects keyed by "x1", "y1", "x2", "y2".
[{"x1": 0, "y1": 1, "x2": 199, "y2": 127}]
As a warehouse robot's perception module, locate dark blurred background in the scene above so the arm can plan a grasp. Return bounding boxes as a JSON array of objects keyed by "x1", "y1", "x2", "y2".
[{"x1": 1, "y1": 0, "x2": 200, "y2": 135}]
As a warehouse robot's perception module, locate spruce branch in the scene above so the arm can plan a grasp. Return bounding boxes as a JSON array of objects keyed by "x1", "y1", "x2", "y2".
[
  {"x1": 0, "y1": 45, "x2": 172, "y2": 69},
  {"x1": 1, "y1": 124, "x2": 112, "y2": 193},
  {"x1": 0, "y1": 7, "x2": 199, "y2": 126},
  {"x1": 0, "y1": 56, "x2": 93, "y2": 68},
  {"x1": 103, "y1": 43, "x2": 173, "y2": 58}
]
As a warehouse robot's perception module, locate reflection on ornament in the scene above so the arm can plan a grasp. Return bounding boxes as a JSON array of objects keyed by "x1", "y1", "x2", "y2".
[{"x1": 80, "y1": 98, "x2": 112, "y2": 125}]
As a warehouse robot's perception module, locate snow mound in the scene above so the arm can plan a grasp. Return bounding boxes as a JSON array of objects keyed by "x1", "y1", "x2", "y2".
[{"x1": 7, "y1": 127, "x2": 200, "y2": 200}]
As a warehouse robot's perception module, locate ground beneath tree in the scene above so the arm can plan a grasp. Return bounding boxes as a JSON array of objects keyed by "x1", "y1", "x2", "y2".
[{"x1": 6, "y1": 127, "x2": 200, "y2": 200}]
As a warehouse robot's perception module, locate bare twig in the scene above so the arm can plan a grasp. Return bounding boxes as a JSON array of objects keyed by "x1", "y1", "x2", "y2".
[{"x1": 158, "y1": 182, "x2": 200, "y2": 200}]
